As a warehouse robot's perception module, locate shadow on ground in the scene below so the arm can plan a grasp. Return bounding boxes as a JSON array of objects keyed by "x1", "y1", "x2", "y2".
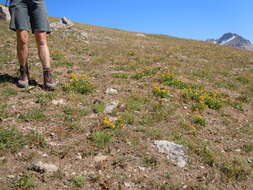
[{"x1": 0, "y1": 73, "x2": 40, "y2": 88}]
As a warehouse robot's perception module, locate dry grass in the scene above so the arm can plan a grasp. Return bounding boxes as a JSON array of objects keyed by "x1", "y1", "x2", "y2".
[{"x1": 0, "y1": 18, "x2": 253, "y2": 190}]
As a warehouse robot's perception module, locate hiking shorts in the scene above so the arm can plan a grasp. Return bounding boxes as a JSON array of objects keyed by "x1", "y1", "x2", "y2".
[{"x1": 9, "y1": 0, "x2": 51, "y2": 33}]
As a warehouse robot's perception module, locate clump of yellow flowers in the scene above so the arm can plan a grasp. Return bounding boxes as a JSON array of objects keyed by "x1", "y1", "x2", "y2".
[
  {"x1": 63, "y1": 73, "x2": 94, "y2": 94},
  {"x1": 51, "y1": 51, "x2": 62, "y2": 60},
  {"x1": 183, "y1": 89, "x2": 222, "y2": 111},
  {"x1": 193, "y1": 114, "x2": 207, "y2": 126},
  {"x1": 152, "y1": 85, "x2": 169, "y2": 98},
  {"x1": 159, "y1": 72, "x2": 175, "y2": 82},
  {"x1": 102, "y1": 116, "x2": 125, "y2": 129}
]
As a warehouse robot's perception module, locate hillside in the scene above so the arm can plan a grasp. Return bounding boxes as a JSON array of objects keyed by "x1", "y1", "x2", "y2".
[{"x1": 0, "y1": 17, "x2": 253, "y2": 190}]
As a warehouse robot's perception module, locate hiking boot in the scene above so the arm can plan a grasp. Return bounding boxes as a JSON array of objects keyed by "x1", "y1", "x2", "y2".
[
  {"x1": 43, "y1": 68, "x2": 56, "y2": 90},
  {"x1": 18, "y1": 65, "x2": 29, "y2": 88}
]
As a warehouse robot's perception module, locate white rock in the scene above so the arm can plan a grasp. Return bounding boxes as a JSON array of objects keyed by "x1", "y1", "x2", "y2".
[
  {"x1": 7, "y1": 175, "x2": 15, "y2": 179},
  {"x1": 154, "y1": 140, "x2": 188, "y2": 168},
  {"x1": 104, "y1": 100, "x2": 119, "y2": 114},
  {"x1": 52, "y1": 99, "x2": 65, "y2": 105},
  {"x1": 30, "y1": 161, "x2": 58, "y2": 173},
  {"x1": 76, "y1": 153, "x2": 82, "y2": 160},
  {"x1": 94, "y1": 154, "x2": 108, "y2": 162},
  {"x1": 106, "y1": 88, "x2": 118, "y2": 95},
  {"x1": 138, "y1": 166, "x2": 146, "y2": 171},
  {"x1": 0, "y1": 5, "x2": 10, "y2": 21},
  {"x1": 42, "y1": 153, "x2": 49, "y2": 158}
]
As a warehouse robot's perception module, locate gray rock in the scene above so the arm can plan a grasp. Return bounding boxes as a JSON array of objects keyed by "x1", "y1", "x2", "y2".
[
  {"x1": 61, "y1": 17, "x2": 74, "y2": 27},
  {"x1": 52, "y1": 99, "x2": 65, "y2": 105},
  {"x1": 104, "y1": 100, "x2": 119, "y2": 114},
  {"x1": 29, "y1": 161, "x2": 58, "y2": 173},
  {"x1": 50, "y1": 17, "x2": 74, "y2": 30},
  {"x1": 0, "y1": 5, "x2": 10, "y2": 21},
  {"x1": 106, "y1": 88, "x2": 118, "y2": 95},
  {"x1": 154, "y1": 140, "x2": 188, "y2": 168}
]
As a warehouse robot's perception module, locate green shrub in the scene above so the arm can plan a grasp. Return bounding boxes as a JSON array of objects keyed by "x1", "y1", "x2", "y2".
[
  {"x1": 18, "y1": 109, "x2": 45, "y2": 122},
  {"x1": 236, "y1": 77, "x2": 249, "y2": 85},
  {"x1": 15, "y1": 175, "x2": 35, "y2": 189},
  {"x1": 91, "y1": 131, "x2": 113, "y2": 147},
  {"x1": 1, "y1": 88, "x2": 17, "y2": 96},
  {"x1": 221, "y1": 157, "x2": 251, "y2": 181},
  {"x1": 70, "y1": 176, "x2": 86, "y2": 187},
  {"x1": 0, "y1": 127, "x2": 26, "y2": 154},
  {"x1": 26, "y1": 130, "x2": 47, "y2": 148}
]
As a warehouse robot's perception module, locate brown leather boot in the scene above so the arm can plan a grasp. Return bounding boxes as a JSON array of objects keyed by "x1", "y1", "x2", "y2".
[
  {"x1": 43, "y1": 68, "x2": 56, "y2": 90},
  {"x1": 18, "y1": 65, "x2": 29, "y2": 88}
]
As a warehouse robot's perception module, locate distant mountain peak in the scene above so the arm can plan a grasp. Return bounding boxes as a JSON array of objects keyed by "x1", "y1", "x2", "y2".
[{"x1": 207, "y1": 33, "x2": 253, "y2": 51}]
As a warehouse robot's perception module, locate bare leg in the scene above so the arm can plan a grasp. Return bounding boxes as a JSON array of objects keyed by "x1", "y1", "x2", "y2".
[
  {"x1": 34, "y1": 31, "x2": 50, "y2": 69},
  {"x1": 34, "y1": 32, "x2": 56, "y2": 89},
  {"x1": 16, "y1": 30, "x2": 29, "y2": 87},
  {"x1": 17, "y1": 30, "x2": 29, "y2": 67}
]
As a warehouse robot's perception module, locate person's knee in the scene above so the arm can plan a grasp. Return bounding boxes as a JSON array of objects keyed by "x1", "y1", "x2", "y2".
[
  {"x1": 35, "y1": 32, "x2": 47, "y2": 47},
  {"x1": 17, "y1": 30, "x2": 29, "y2": 46}
]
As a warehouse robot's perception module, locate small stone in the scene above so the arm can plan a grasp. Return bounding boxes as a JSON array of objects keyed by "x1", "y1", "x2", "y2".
[
  {"x1": 71, "y1": 172, "x2": 76, "y2": 176},
  {"x1": 52, "y1": 99, "x2": 65, "y2": 105},
  {"x1": 104, "y1": 100, "x2": 119, "y2": 114},
  {"x1": 29, "y1": 161, "x2": 58, "y2": 173},
  {"x1": 76, "y1": 153, "x2": 82, "y2": 160},
  {"x1": 106, "y1": 88, "x2": 118, "y2": 95},
  {"x1": 138, "y1": 166, "x2": 146, "y2": 171},
  {"x1": 42, "y1": 153, "x2": 49, "y2": 158},
  {"x1": 7, "y1": 175, "x2": 15, "y2": 179},
  {"x1": 154, "y1": 140, "x2": 188, "y2": 168},
  {"x1": 94, "y1": 154, "x2": 108, "y2": 162}
]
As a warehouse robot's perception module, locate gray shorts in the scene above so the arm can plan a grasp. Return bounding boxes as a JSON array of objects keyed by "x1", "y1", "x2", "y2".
[{"x1": 9, "y1": 0, "x2": 51, "y2": 33}]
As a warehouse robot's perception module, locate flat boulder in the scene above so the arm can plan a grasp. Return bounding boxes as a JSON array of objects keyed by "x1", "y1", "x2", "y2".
[
  {"x1": 29, "y1": 161, "x2": 58, "y2": 173},
  {"x1": 154, "y1": 140, "x2": 188, "y2": 168},
  {"x1": 50, "y1": 17, "x2": 74, "y2": 30},
  {"x1": 0, "y1": 5, "x2": 10, "y2": 21},
  {"x1": 104, "y1": 100, "x2": 119, "y2": 114}
]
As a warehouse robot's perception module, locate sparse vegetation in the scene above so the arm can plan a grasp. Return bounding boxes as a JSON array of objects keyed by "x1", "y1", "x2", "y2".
[
  {"x1": 0, "y1": 17, "x2": 252, "y2": 189},
  {"x1": 0, "y1": 127, "x2": 26, "y2": 154},
  {"x1": 91, "y1": 131, "x2": 113, "y2": 147},
  {"x1": 63, "y1": 73, "x2": 95, "y2": 94},
  {"x1": 14, "y1": 175, "x2": 36, "y2": 189},
  {"x1": 70, "y1": 176, "x2": 86, "y2": 188},
  {"x1": 18, "y1": 108, "x2": 45, "y2": 122},
  {"x1": 193, "y1": 114, "x2": 207, "y2": 126}
]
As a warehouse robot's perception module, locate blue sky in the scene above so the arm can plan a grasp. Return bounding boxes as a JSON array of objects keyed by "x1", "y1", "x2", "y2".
[{"x1": 2, "y1": 0, "x2": 253, "y2": 41}]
